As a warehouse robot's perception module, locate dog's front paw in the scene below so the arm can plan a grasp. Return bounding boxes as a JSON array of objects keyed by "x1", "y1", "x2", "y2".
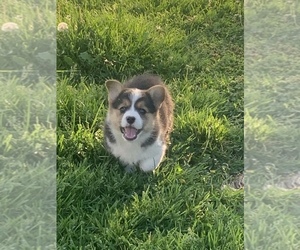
[
  {"x1": 139, "y1": 158, "x2": 160, "y2": 172},
  {"x1": 125, "y1": 165, "x2": 136, "y2": 173}
]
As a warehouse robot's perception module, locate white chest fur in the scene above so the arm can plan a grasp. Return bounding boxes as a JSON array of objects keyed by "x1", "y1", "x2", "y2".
[{"x1": 106, "y1": 127, "x2": 166, "y2": 172}]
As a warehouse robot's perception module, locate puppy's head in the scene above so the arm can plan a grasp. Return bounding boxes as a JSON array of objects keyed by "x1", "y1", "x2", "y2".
[{"x1": 106, "y1": 80, "x2": 165, "y2": 141}]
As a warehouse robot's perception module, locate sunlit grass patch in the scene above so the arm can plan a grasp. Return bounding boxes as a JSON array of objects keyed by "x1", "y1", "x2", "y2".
[
  {"x1": 0, "y1": 77, "x2": 56, "y2": 248},
  {"x1": 57, "y1": 0, "x2": 244, "y2": 249},
  {"x1": 245, "y1": 0, "x2": 300, "y2": 249}
]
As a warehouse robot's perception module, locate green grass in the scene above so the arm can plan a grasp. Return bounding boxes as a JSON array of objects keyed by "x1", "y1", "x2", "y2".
[
  {"x1": 0, "y1": 0, "x2": 56, "y2": 248},
  {"x1": 57, "y1": 0, "x2": 243, "y2": 249},
  {"x1": 0, "y1": 77, "x2": 56, "y2": 248},
  {"x1": 245, "y1": 0, "x2": 300, "y2": 249},
  {"x1": 0, "y1": 0, "x2": 56, "y2": 78}
]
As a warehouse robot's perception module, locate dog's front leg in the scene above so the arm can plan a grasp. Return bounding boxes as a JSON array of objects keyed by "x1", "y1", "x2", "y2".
[{"x1": 139, "y1": 153, "x2": 163, "y2": 172}]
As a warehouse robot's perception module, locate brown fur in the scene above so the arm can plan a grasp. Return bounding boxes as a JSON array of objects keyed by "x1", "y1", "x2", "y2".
[
  {"x1": 104, "y1": 73, "x2": 174, "y2": 171},
  {"x1": 105, "y1": 73, "x2": 174, "y2": 144},
  {"x1": 123, "y1": 74, "x2": 174, "y2": 142}
]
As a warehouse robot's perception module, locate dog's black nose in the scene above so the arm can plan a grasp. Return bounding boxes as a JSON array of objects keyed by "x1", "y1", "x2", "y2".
[{"x1": 126, "y1": 116, "x2": 135, "y2": 124}]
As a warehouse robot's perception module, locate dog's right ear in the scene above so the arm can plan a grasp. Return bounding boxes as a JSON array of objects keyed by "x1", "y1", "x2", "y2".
[{"x1": 105, "y1": 80, "x2": 123, "y2": 102}]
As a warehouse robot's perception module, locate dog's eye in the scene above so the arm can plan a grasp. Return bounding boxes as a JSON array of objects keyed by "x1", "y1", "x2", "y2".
[
  {"x1": 119, "y1": 107, "x2": 127, "y2": 113},
  {"x1": 138, "y1": 108, "x2": 146, "y2": 115}
]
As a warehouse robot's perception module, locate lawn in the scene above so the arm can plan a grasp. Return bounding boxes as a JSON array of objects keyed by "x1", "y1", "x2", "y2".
[
  {"x1": 57, "y1": 0, "x2": 244, "y2": 249},
  {"x1": 245, "y1": 1, "x2": 300, "y2": 249},
  {"x1": 0, "y1": 0, "x2": 56, "y2": 248}
]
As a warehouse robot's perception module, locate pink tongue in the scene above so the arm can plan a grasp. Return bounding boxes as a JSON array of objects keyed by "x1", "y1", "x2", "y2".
[{"x1": 124, "y1": 127, "x2": 137, "y2": 139}]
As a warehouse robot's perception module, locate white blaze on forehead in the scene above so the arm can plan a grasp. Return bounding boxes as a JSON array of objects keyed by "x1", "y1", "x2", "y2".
[
  {"x1": 121, "y1": 89, "x2": 143, "y2": 130},
  {"x1": 130, "y1": 89, "x2": 143, "y2": 104}
]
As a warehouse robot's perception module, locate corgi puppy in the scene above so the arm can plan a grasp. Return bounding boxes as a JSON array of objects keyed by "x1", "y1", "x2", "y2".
[{"x1": 104, "y1": 74, "x2": 174, "y2": 172}]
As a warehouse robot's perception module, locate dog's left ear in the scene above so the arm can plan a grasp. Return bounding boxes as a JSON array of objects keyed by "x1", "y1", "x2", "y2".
[
  {"x1": 105, "y1": 80, "x2": 123, "y2": 102},
  {"x1": 148, "y1": 85, "x2": 165, "y2": 109}
]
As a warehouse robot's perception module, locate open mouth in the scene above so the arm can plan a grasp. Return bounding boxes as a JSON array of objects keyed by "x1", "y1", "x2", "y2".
[{"x1": 120, "y1": 126, "x2": 141, "y2": 141}]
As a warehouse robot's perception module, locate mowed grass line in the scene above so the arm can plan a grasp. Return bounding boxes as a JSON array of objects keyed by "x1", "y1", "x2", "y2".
[{"x1": 57, "y1": 0, "x2": 243, "y2": 249}]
